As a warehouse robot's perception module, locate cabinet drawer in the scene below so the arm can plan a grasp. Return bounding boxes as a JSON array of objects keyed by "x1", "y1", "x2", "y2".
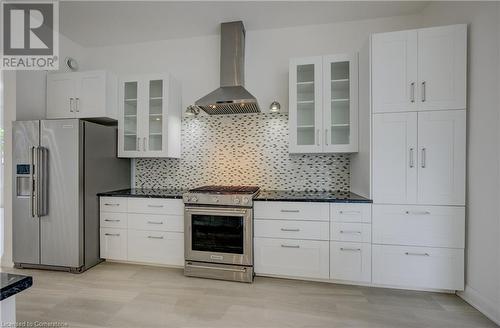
[
  {"x1": 330, "y1": 241, "x2": 371, "y2": 282},
  {"x1": 372, "y1": 205, "x2": 465, "y2": 248},
  {"x1": 100, "y1": 197, "x2": 127, "y2": 213},
  {"x1": 100, "y1": 212, "x2": 127, "y2": 229},
  {"x1": 331, "y1": 223, "x2": 371, "y2": 243},
  {"x1": 254, "y1": 202, "x2": 329, "y2": 221},
  {"x1": 372, "y1": 245, "x2": 464, "y2": 291},
  {"x1": 254, "y1": 237, "x2": 329, "y2": 279},
  {"x1": 127, "y1": 198, "x2": 184, "y2": 215},
  {"x1": 127, "y1": 230, "x2": 184, "y2": 266},
  {"x1": 128, "y1": 213, "x2": 183, "y2": 232},
  {"x1": 100, "y1": 228, "x2": 127, "y2": 261},
  {"x1": 331, "y1": 204, "x2": 371, "y2": 223},
  {"x1": 255, "y1": 220, "x2": 329, "y2": 240}
]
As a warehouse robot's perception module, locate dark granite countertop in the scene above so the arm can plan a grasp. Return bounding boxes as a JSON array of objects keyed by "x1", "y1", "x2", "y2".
[
  {"x1": 97, "y1": 188, "x2": 186, "y2": 199},
  {"x1": 255, "y1": 190, "x2": 372, "y2": 203},
  {"x1": 1, "y1": 273, "x2": 33, "y2": 301}
]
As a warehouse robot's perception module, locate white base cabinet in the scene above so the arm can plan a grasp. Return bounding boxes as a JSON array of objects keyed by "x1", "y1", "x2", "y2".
[
  {"x1": 372, "y1": 245, "x2": 464, "y2": 291},
  {"x1": 330, "y1": 241, "x2": 371, "y2": 283},
  {"x1": 99, "y1": 197, "x2": 184, "y2": 267},
  {"x1": 254, "y1": 237, "x2": 330, "y2": 279}
]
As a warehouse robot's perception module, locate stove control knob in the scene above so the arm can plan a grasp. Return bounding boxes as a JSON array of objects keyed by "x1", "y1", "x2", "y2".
[
  {"x1": 212, "y1": 197, "x2": 219, "y2": 203},
  {"x1": 234, "y1": 198, "x2": 240, "y2": 204},
  {"x1": 242, "y1": 197, "x2": 249, "y2": 204},
  {"x1": 191, "y1": 197, "x2": 198, "y2": 203}
]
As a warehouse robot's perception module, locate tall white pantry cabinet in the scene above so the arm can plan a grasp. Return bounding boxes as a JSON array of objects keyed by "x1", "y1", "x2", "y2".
[{"x1": 351, "y1": 24, "x2": 467, "y2": 291}]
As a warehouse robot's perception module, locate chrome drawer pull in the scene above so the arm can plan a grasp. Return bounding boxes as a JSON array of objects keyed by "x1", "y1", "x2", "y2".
[
  {"x1": 281, "y1": 228, "x2": 300, "y2": 232},
  {"x1": 104, "y1": 233, "x2": 120, "y2": 237},
  {"x1": 340, "y1": 230, "x2": 361, "y2": 234},
  {"x1": 147, "y1": 205, "x2": 164, "y2": 208},
  {"x1": 339, "y1": 210, "x2": 361, "y2": 214},
  {"x1": 280, "y1": 209, "x2": 300, "y2": 213},
  {"x1": 104, "y1": 203, "x2": 120, "y2": 206},
  {"x1": 147, "y1": 236, "x2": 164, "y2": 239},
  {"x1": 147, "y1": 221, "x2": 164, "y2": 225},
  {"x1": 281, "y1": 244, "x2": 300, "y2": 249},
  {"x1": 405, "y1": 252, "x2": 429, "y2": 256},
  {"x1": 104, "y1": 219, "x2": 120, "y2": 222},
  {"x1": 186, "y1": 263, "x2": 247, "y2": 273},
  {"x1": 340, "y1": 247, "x2": 361, "y2": 252},
  {"x1": 405, "y1": 211, "x2": 431, "y2": 215}
]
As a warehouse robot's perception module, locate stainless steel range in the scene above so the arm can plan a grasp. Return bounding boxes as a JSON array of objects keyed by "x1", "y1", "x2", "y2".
[{"x1": 183, "y1": 186, "x2": 260, "y2": 283}]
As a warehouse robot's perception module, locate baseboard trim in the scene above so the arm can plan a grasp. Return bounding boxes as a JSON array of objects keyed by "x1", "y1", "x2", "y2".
[{"x1": 458, "y1": 285, "x2": 500, "y2": 325}]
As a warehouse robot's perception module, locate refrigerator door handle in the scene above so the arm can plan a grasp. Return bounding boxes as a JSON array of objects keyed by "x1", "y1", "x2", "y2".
[
  {"x1": 36, "y1": 147, "x2": 49, "y2": 217},
  {"x1": 30, "y1": 146, "x2": 36, "y2": 218}
]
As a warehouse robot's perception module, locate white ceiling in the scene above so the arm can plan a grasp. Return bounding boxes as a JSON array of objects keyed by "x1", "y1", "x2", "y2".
[{"x1": 60, "y1": 1, "x2": 429, "y2": 47}]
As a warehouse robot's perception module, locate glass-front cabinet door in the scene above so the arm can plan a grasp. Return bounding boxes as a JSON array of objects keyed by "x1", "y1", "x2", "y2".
[
  {"x1": 144, "y1": 78, "x2": 167, "y2": 156},
  {"x1": 289, "y1": 57, "x2": 323, "y2": 153},
  {"x1": 119, "y1": 79, "x2": 141, "y2": 157},
  {"x1": 323, "y1": 54, "x2": 358, "y2": 153}
]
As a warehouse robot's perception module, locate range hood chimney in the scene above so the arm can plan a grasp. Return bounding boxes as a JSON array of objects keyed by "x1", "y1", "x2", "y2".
[{"x1": 195, "y1": 21, "x2": 260, "y2": 115}]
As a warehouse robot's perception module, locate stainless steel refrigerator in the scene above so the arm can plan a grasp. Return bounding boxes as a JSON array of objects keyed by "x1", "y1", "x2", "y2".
[{"x1": 12, "y1": 119, "x2": 130, "y2": 272}]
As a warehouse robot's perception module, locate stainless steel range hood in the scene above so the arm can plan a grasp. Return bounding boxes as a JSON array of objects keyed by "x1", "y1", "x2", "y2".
[{"x1": 195, "y1": 21, "x2": 260, "y2": 115}]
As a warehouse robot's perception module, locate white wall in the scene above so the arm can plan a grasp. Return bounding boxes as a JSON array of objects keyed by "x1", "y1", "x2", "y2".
[
  {"x1": 83, "y1": 14, "x2": 423, "y2": 113},
  {"x1": 420, "y1": 2, "x2": 500, "y2": 324}
]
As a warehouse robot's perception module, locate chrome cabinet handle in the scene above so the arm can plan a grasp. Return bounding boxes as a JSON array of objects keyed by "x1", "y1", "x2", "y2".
[
  {"x1": 105, "y1": 233, "x2": 120, "y2": 237},
  {"x1": 147, "y1": 221, "x2": 164, "y2": 225},
  {"x1": 340, "y1": 247, "x2": 361, "y2": 252},
  {"x1": 421, "y1": 148, "x2": 426, "y2": 168},
  {"x1": 316, "y1": 129, "x2": 320, "y2": 146},
  {"x1": 104, "y1": 203, "x2": 120, "y2": 206},
  {"x1": 69, "y1": 98, "x2": 74, "y2": 112},
  {"x1": 410, "y1": 82, "x2": 415, "y2": 103},
  {"x1": 136, "y1": 137, "x2": 140, "y2": 151},
  {"x1": 325, "y1": 129, "x2": 328, "y2": 145},
  {"x1": 405, "y1": 211, "x2": 431, "y2": 215},
  {"x1": 75, "y1": 98, "x2": 80, "y2": 112},
  {"x1": 147, "y1": 236, "x2": 164, "y2": 239},
  {"x1": 340, "y1": 230, "x2": 362, "y2": 234},
  {"x1": 405, "y1": 252, "x2": 429, "y2": 256},
  {"x1": 421, "y1": 81, "x2": 426, "y2": 102},
  {"x1": 147, "y1": 205, "x2": 164, "y2": 208},
  {"x1": 143, "y1": 137, "x2": 147, "y2": 151},
  {"x1": 104, "y1": 219, "x2": 120, "y2": 222},
  {"x1": 339, "y1": 210, "x2": 360, "y2": 214},
  {"x1": 281, "y1": 244, "x2": 300, "y2": 248},
  {"x1": 281, "y1": 228, "x2": 300, "y2": 232},
  {"x1": 280, "y1": 209, "x2": 299, "y2": 213},
  {"x1": 409, "y1": 148, "x2": 414, "y2": 168}
]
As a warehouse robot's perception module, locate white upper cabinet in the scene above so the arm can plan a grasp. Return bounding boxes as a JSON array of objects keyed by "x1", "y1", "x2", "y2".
[
  {"x1": 372, "y1": 112, "x2": 418, "y2": 204},
  {"x1": 289, "y1": 54, "x2": 358, "y2": 153},
  {"x1": 372, "y1": 25, "x2": 466, "y2": 113},
  {"x1": 417, "y1": 25, "x2": 467, "y2": 111},
  {"x1": 118, "y1": 74, "x2": 181, "y2": 158},
  {"x1": 417, "y1": 110, "x2": 466, "y2": 205},
  {"x1": 372, "y1": 110, "x2": 465, "y2": 206},
  {"x1": 47, "y1": 70, "x2": 117, "y2": 120},
  {"x1": 372, "y1": 30, "x2": 418, "y2": 113}
]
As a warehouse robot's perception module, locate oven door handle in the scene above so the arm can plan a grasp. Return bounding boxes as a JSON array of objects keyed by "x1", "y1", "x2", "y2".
[
  {"x1": 185, "y1": 207, "x2": 249, "y2": 215},
  {"x1": 185, "y1": 263, "x2": 247, "y2": 273}
]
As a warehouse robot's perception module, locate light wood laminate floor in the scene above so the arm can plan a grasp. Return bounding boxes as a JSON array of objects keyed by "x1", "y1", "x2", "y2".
[{"x1": 1, "y1": 262, "x2": 497, "y2": 328}]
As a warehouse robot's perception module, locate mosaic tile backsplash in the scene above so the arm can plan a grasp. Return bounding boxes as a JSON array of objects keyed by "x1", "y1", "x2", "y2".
[{"x1": 135, "y1": 113, "x2": 350, "y2": 191}]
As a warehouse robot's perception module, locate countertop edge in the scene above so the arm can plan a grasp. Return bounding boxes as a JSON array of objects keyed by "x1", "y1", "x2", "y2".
[
  {"x1": 0, "y1": 275, "x2": 33, "y2": 301},
  {"x1": 254, "y1": 198, "x2": 372, "y2": 203}
]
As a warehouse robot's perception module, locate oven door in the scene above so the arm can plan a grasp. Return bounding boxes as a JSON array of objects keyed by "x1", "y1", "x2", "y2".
[{"x1": 185, "y1": 206, "x2": 253, "y2": 266}]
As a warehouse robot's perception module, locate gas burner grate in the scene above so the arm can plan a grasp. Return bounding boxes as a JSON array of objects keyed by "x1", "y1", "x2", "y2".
[{"x1": 189, "y1": 185, "x2": 260, "y2": 194}]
